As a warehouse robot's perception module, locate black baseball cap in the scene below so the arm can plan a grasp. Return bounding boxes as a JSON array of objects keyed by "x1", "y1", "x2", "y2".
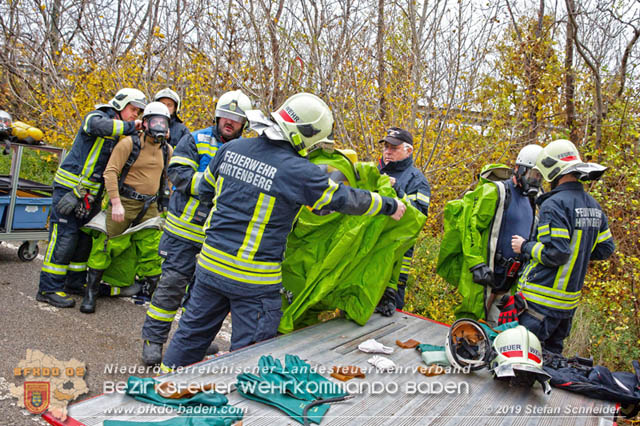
[{"x1": 379, "y1": 127, "x2": 413, "y2": 146}]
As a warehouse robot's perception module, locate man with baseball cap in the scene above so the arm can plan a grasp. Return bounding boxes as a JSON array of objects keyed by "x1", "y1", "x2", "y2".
[{"x1": 375, "y1": 127, "x2": 431, "y2": 315}]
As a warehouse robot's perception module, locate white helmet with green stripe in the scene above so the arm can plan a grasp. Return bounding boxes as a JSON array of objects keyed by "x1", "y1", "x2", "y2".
[{"x1": 271, "y1": 93, "x2": 334, "y2": 157}]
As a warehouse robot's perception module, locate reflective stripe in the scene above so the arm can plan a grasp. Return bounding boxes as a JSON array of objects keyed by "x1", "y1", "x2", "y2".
[
  {"x1": 597, "y1": 229, "x2": 612, "y2": 244},
  {"x1": 83, "y1": 113, "x2": 100, "y2": 133},
  {"x1": 146, "y1": 304, "x2": 177, "y2": 322},
  {"x1": 160, "y1": 363, "x2": 173, "y2": 373},
  {"x1": 531, "y1": 242, "x2": 544, "y2": 262},
  {"x1": 522, "y1": 281, "x2": 581, "y2": 300},
  {"x1": 170, "y1": 155, "x2": 198, "y2": 169},
  {"x1": 181, "y1": 198, "x2": 200, "y2": 224},
  {"x1": 54, "y1": 168, "x2": 101, "y2": 195},
  {"x1": 519, "y1": 290, "x2": 580, "y2": 310},
  {"x1": 112, "y1": 119, "x2": 124, "y2": 138},
  {"x1": 42, "y1": 225, "x2": 68, "y2": 276},
  {"x1": 238, "y1": 194, "x2": 275, "y2": 260},
  {"x1": 198, "y1": 252, "x2": 282, "y2": 285},
  {"x1": 400, "y1": 267, "x2": 411, "y2": 274},
  {"x1": 550, "y1": 227, "x2": 570, "y2": 239},
  {"x1": 190, "y1": 172, "x2": 202, "y2": 195},
  {"x1": 407, "y1": 194, "x2": 417, "y2": 200},
  {"x1": 202, "y1": 243, "x2": 280, "y2": 272},
  {"x1": 553, "y1": 230, "x2": 581, "y2": 291},
  {"x1": 81, "y1": 136, "x2": 105, "y2": 178},
  {"x1": 111, "y1": 287, "x2": 121, "y2": 296},
  {"x1": 196, "y1": 143, "x2": 218, "y2": 157},
  {"x1": 167, "y1": 212, "x2": 205, "y2": 234},
  {"x1": 164, "y1": 221, "x2": 205, "y2": 244},
  {"x1": 311, "y1": 179, "x2": 339, "y2": 210},
  {"x1": 204, "y1": 166, "x2": 217, "y2": 187},
  {"x1": 68, "y1": 262, "x2": 87, "y2": 272},
  {"x1": 416, "y1": 193, "x2": 430, "y2": 204},
  {"x1": 537, "y1": 224, "x2": 550, "y2": 238},
  {"x1": 363, "y1": 192, "x2": 383, "y2": 216}
]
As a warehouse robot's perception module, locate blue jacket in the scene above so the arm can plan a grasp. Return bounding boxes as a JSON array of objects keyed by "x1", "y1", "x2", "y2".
[
  {"x1": 518, "y1": 181, "x2": 615, "y2": 317},
  {"x1": 197, "y1": 135, "x2": 398, "y2": 287},
  {"x1": 167, "y1": 116, "x2": 190, "y2": 148},
  {"x1": 54, "y1": 107, "x2": 137, "y2": 195},
  {"x1": 164, "y1": 126, "x2": 224, "y2": 245}
]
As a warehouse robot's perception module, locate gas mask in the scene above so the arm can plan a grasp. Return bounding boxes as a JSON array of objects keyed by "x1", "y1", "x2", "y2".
[
  {"x1": 515, "y1": 166, "x2": 542, "y2": 198},
  {"x1": 145, "y1": 115, "x2": 169, "y2": 143}
]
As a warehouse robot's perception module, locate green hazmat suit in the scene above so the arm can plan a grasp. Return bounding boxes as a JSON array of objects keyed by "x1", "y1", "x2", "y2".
[
  {"x1": 83, "y1": 212, "x2": 164, "y2": 288},
  {"x1": 436, "y1": 164, "x2": 513, "y2": 321},
  {"x1": 278, "y1": 149, "x2": 426, "y2": 334}
]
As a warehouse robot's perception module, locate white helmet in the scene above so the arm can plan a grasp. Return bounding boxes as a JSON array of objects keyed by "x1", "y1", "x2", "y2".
[
  {"x1": 516, "y1": 144, "x2": 543, "y2": 168},
  {"x1": 215, "y1": 90, "x2": 252, "y2": 125},
  {"x1": 103, "y1": 88, "x2": 147, "y2": 111},
  {"x1": 142, "y1": 102, "x2": 170, "y2": 141},
  {"x1": 535, "y1": 139, "x2": 607, "y2": 182},
  {"x1": 491, "y1": 325, "x2": 551, "y2": 393},
  {"x1": 0, "y1": 110, "x2": 12, "y2": 133},
  {"x1": 271, "y1": 93, "x2": 334, "y2": 157},
  {"x1": 154, "y1": 88, "x2": 181, "y2": 114},
  {"x1": 445, "y1": 319, "x2": 491, "y2": 371}
]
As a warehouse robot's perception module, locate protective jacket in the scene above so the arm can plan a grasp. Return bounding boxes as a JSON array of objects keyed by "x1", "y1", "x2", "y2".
[
  {"x1": 167, "y1": 115, "x2": 190, "y2": 148},
  {"x1": 197, "y1": 135, "x2": 398, "y2": 287},
  {"x1": 53, "y1": 107, "x2": 137, "y2": 196},
  {"x1": 518, "y1": 181, "x2": 615, "y2": 318},
  {"x1": 164, "y1": 126, "x2": 224, "y2": 245},
  {"x1": 437, "y1": 165, "x2": 533, "y2": 320},
  {"x1": 378, "y1": 155, "x2": 430, "y2": 281}
]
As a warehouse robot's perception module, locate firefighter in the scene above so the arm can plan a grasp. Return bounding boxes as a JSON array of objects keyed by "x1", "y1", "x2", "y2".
[
  {"x1": 81, "y1": 102, "x2": 173, "y2": 313},
  {"x1": 512, "y1": 139, "x2": 615, "y2": 354},
  {"x1": 436, "y1": 144, "x2": 543, "y2": 324},
  {"x1": 375, "y1": 127, "x2": 431, "y2": 314},
  {"x1": 140, "y1": 90, "x2": 253, "y2": 365},
  {"x1": 153, "y1": 88, "x2": 190, "y2": 148},
  {"x1": 161, "y1": 92, "x2": 407, "y2": 370},
  {"x1": 36, "y1": 89, "x2": 146, "y2": 308}
]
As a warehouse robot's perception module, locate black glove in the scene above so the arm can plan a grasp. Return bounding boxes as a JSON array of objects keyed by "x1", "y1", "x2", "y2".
[
  {"x1": 56, "y1": 190, "x2": 80, "y2": 216},
  {"x1": 375, "y1": 287, "x2": 398, "y2": 317},
  {"x1": 74, "y1": 192, "x2": 95, "y2": 220},
  {"x1": 469, "y1": 263, "x2": 494, "y2": 286}
]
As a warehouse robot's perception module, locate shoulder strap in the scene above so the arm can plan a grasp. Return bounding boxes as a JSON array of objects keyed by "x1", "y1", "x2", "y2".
[{"x1": 118, "y1": 133, "x2": 141, "y2": 192}]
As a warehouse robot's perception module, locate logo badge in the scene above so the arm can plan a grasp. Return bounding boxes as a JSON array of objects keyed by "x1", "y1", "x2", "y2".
[{"x1": 24, "y1": 381, "x2": 50, "y2": 414}]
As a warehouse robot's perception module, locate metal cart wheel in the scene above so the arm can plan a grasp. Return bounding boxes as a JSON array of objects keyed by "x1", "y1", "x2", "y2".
[{"x1": 18, "y1": 241, "x2": 39, "y2": 261}]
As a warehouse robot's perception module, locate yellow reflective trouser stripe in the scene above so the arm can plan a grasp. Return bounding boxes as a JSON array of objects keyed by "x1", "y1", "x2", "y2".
[
  {"x1": 202, "y1": 243, "x2": 281, "y2": 272},
  {"x1": 68, "y1": 262, "x2": 87, "y2": 272},
  {"x1": 146, "y1": 304, "x2": 177, "y2": 322},
  {"x1": 238, "y1": 193, "x2": 275, "y2": 260},
  {"x1": 198, "y1": 254, "x2": 282, "y2": 285},
  {"x1": 537, "y1": 224, "x2": 550, "y2": 238},
  {"x1": 311, "y1": 178, "x2": 339, "y2": 210},
  {"x1": 204, "y1": 166, "x2": 217, "y2": 187},
  {"x1": 81, "y1": 137, "x2": 105, "y2": 178},
  {"x1": 553, "y1": 230, "x2": 581, "y2": 291},
  {"x1": 167, "y1": 212, "x2": 204, "y2": 234},
  {"x1": 169, "y1": 155, "x2": 198, "y2": 169},
  {"x1": 160, "y1": 363, "x2": 174, "y2": 373},
  {"x1": 550, "y1": 227, "x2": 570, "y2": 239},
  {"x1": 364, "y1": 192, "x2": 383, "y2": 216},
  {"x1": 42, "y1": 224, "x2": 68, "y2": 275},
  {"x1": 111, "y1": 119, "x2": 124, "y2": 138}
]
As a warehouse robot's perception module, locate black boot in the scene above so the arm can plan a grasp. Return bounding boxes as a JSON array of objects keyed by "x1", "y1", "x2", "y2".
[{"x1": 80, "y1": 268, "x2": 104, "y2": 314}]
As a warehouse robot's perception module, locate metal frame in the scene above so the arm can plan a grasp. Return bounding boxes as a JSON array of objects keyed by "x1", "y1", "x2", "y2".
[{"x1": 0, "y1": 142, "x2": 66, "y2": 249}]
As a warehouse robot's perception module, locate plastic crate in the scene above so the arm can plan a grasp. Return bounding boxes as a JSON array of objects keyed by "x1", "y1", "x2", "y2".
[{"x1": 0, "y1": 195, "x2": 7, "y2": 226}]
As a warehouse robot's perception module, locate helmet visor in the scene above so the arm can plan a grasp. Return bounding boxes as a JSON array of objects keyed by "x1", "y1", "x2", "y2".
[{"x1": 216, "y1": 109, "x2": 247, "y2": 124}]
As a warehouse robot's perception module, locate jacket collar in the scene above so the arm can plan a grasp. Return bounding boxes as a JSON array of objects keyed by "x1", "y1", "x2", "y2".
[
  {"x1": 536, "y1": 181, "x2": 583, "y2": 205},
  {"x1": 379, "y1": 155, "x2": 413, "y2": 172}
]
